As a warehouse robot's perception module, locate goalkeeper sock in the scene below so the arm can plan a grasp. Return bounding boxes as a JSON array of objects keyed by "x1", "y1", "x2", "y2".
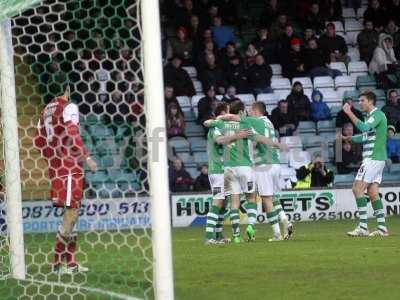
[
  {"x1": 246, "y1": 202, "x2": 257, "y2": 228},
  {"x1": 54, "y1": 230, "x2": 69, "y2": 266},
  {"x1": 356, "y1": 197, "x2": 368, "y2": 230},
  {"x1": 66, "y1": 231, "x2": 78, "y2": 267},
  {"x1": 371, "y1": 198, "x2": 387, "y2": 233},
  {"x1": 266, "y1": 210, "x2": 281, "y2": 236},
  {"x1": 273, "y1": 198, "x2": 288, "y2": 224},
  {"x1": 230, "y1": 209, "x2": 240, "y2": 237},
  {"x1": 215, "y1": 207, "x2": 226, "y2": 239},
  {"x1": 205, "y1": 205, "x2": 220, "y2": 240}
]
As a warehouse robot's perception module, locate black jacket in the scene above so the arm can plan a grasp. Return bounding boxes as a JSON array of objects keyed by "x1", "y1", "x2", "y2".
[
  {"x1": 251, "y1": 37, "x2": 278, "y2": 64},
  {"x1": 194, "y1": 173, "x2": 211, "y2": 191},
  {"x1": 318, "y1": 34, "x2": 348, "y2": 57},
  {"x1": 164, "y1": 64, "x2": 195, "y2": 96},
  {"x1": 247, "y1": 63, "x2": 273, "y2": 89},
  {"x1": 199, "y1": 64, "x2": 227, "y2": 91},
  {"x1": 271, "y1": 107, "x2": 299, "y2": 130},
  {"x1": 305, "y1": 48, "x2": 329, "y2": 70},
  {"x1": 286, "y1": 91, "x2": 311, "y2": 121},
  {"x1": 225, "y1": 62, "x2": 249, "y2": 93},
  {"x1": 283, "y1": 50, "x2": 307, "y2": 79}
]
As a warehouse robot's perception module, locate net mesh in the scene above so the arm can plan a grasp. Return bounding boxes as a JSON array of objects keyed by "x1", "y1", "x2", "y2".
[{"x1": 0, "y1": 0, "x2": 153, "y2": 299}]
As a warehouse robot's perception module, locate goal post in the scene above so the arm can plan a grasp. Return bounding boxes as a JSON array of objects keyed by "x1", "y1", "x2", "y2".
[
  {"x1": 0, "y1": 18, "x2": 26, "y2": 281},
  {"x1": 141, "y1": 1, "x2": 175, "y2": 299}
]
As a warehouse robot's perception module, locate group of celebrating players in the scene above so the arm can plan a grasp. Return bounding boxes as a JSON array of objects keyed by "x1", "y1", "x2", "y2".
[{"x1": 203, "y1": 90, "x2": 390, "y2": 245}]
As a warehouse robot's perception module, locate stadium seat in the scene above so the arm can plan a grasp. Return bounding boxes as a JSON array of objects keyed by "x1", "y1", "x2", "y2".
[
  {"x1": 374, "y1": 89, "x2": 386, "y2": 102},
  {"x1": 280, "y1": 136, "x2": 302, "y2": 149},
  {"x1": 346, "y1": 31, "x2": 358, "y2": 46},
  {"x1": 186, "y1": 122, "x2": 204, "y2": 137},
  {"x1": 317, "y1": 120, "x2": 336, "y2": 133},
  {"x1": 182, "y1": 66, "x2": 197, "y2": 79},
  {"x1": 168, "y1": 137, "x2": 190, "y2": 153},
  {"x1": 265, "y1": 104, "x2": 276, "y2": 114},
  {"x1": 389, "y1": 163, "x2": 400, "y2": 173},
  {"x1": 192, "y1": 80, "x2": 203, "y2": 93},
  {"x1": 292, "y1": 77, "x2": 313, "y2": 89},
  {"x1": 302, "y1": 135, "x2": 325, "y2": 149},
  {"x1": 177, "y1": 152, "x2": 196, "y2": 167},
  {"x1": 337, "y1": 32, "x2": 351, "y2": 46},
  {"x1": 335, "y1": 75, "x2": 356, "y2": 88},
  {"x1": 298, "y1": 121, "x2": 316, "y2": 134},
  {"x1": 314, "y1": 76, "x2": 334, "y2": 89},
  {"x1": 279, "y1": 150, "x2": 289, "y2": 164},
  {"x1": 280, "y1": 166, "x2": 297, "y2": 186},
  {"x1": 348, "y1": 47, "x2": 360, "y2": 62},
  {"x1": 193, "y1": 151, "x2": 208, "y2": 165},
  {"x1": 329, "y1": 62, "x2": 347, "y2": 75},
  {"x1": 348, "y1": 61, "x2": 368, "y2": 75},
  {"x1": 187, "y1": 167, "x2": 199, "y2": 179},
  {"x1": 289, "y1": 149, "x2": 311, "y2": 169},
  {"x1": 304, "y1": 89, "x2": 313, "y2": 99},
  {"x1": 321, "y1": 89, "x2": 341, "y2": 104},
  {"x1": 356, "y1": 75, "x2": 377, "y2": 90},
  {"x1": 342, "y1": 8, "x2": 356, "y2": 19},
  {"x1": 270, "y1": 64, "x2": 282, "y2": 77},
  {"x1": 183, "y1": 110, "x2": 196, "y2": 122},
  {"x1": 357, "y1": 6, "x2": 367, "y2": 19},
  {"x1": 318, "y1": 132, "x2": 337, "y2": 144},
  {"x1": 271, "y1": 77, "x2": 291, "y2": 90},
  {"x1": 177, "y1": 96, "x2": 192, "y2": 111},
  {"x1": 237, "y1": 94, "x2": 255, "y2": 105},
  {"x1": 343, "y1": 90, "x2": 360, "y2": 100},
  {"x1": 190, "y1": 138, "x2": 207, "y2": 152},
  {"x1": 345, "y1": 19, "x2": 363, "y2": 32},
  {"x1": 334, "y1": 174, "x2": 355, "y2": 187},
  {"x1": 330, "y1": 106, "x2": 342, "y2": 117},
  {"x1": 274, "y1": 89, "x2": 291, "y2": 100},
  {"x1": 257, "y1": 93, "x2": 279, "y2": 105}
]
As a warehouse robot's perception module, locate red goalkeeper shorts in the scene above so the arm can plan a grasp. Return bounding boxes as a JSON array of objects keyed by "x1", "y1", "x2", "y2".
[{"x1": 51, "y1": 173, "x2": 84, "y2": 209}]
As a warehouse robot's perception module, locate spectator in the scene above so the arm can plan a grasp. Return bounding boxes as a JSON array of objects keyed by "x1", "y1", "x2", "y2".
[
  {"x1": 382, "y1": 89, "x2": 400, "y2": 130},
  {"x1": 199, "y1": 53, "x2": 227, "y2": 94},
  {"x1": 270, "y1": 13, "x2": 289, "y2": 41},
  {"x1": 166, "y1": 103, "x2": 186, "y2": 138},
  {"x1": 310, "y1": 90, "x2": 331, "y2": 122},
  {"x1": 164, "y1": 85, "x2": 183, "y2": 114},
  {"x1": 218, "y1": 0, "x2": 239, "y2": 26},
  {"x1": 318, "y1": 22, "x2": 349, "y2": 63},
  {"x1": 271, "y1": 99, "x2": 299, "y2": 136},
  {"x1": 305, "y1": 2, "x2": 326, "y2": 35},
  {"x1": 387, "y1": 0, "x2": 400, "y2": 25},
  {"x1": 305, "y1": 38, "x2": 342, "y2": 78},
  {"x1": 211, "y1": 16, "x2": 235, "y2": 50},
  {"x1": 189, "y1": 15, "x2": 203, "y2": 47},
  {"x1": 283, "y1": 37, "x2": 307, "y2": 79},
  {"x1": 164, "y1": 55, "x2": 195, "y2": 96},
  {"x1": 169, "y1": 26, "x2": 193, "y2": 65},
  {"x1": 219, "y1": 41, "x2": 241, "y2": 69},
  {"x1": 175, "y1": 0, "x2": 197, "y2": 28},
  {"x1": 336, "y1": 97, "x2": 363, "y2": 132},
  {"x1": 197, "y1": 85, "x2": 218, "y2": 131},
  {"x1": 303, "y1": 28, "x2": 316, "y2": 46},
  {"x1": 286, "y1": 81, "x2": 311, "y2": 121},
  {"x1": 169, "y1": 158, "x2": 194, "y2": 192},
  {"x1": 357, "y1": 20, "x2": 379, "y2": 63},
  {"x1": 222, "y1": 85, "x2": 238, "y2": 104},
  {"x1": 225, "y1": 56, "x2": 249, "y2": 93},
  {"x1": 277, "y1": 24, "x2": 298, "y2": 61},
  {"x1": 346, "y1": 0, "x2": 362, "y2": 15},
  {"x1": 385, "y1": 19, "x2": 400, "y2": 58},
  {"x1": 259, "y1": 0, "x2": 285, "y2": 28},
  {"x1": 247, "y1": 54, "x2": 273, "y2": 95},
  {"x1": 295, "y1": 155, "x2": 334, "y2": 188},
  {"x1": 194, "y1": 164, "x2": 211, "y2": 191},
  {"x1": 363, "y1": 0, "x2": 387, "y2": 32},
  {"x1": 203, "y1": 4, "x2": 219, "y2": 28},
  {"x1": 387, "y1": 125, "x2": 400, "y2": 163},
  {"x1": 333, "y1": 122, "x2": 362, "y2": 174},
  {"x1": 194, "y1": 38, "x2": 218, "y2": 71},
  {"x1": 335, "y1": 140, "x2": 362, "y2": 174},
  {"x1": 321, "y1": 0, "x2": 343, "y2": 22},
  {"x1": 245, "y1": 43, "x2": 259, "y2": 67},
  {"x1": 252, "y1": 27, "x2": 278, "y2": 64},
  {"x1": 369, "y1": 34, "x2": 398, "y2": 88}
]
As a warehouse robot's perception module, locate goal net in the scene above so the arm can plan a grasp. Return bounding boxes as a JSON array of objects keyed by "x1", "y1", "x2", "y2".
[{"x1": 0, "y1": 0, "x2": 173, "y2": 299}]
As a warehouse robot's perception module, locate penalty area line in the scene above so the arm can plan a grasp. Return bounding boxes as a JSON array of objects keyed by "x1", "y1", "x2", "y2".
[{"x1": 24, "y1": 278, "x2": 142, "y2": 300}]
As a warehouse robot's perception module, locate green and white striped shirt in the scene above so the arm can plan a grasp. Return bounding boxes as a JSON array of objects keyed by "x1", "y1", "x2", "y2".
[{"x1": 351, "y1": 107, "x2": 387, "y2": 162}]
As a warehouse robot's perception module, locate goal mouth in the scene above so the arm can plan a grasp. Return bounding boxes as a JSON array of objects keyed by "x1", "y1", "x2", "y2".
[{"x1": 0, "y1": 0, "x2": 43, "y2": 22}]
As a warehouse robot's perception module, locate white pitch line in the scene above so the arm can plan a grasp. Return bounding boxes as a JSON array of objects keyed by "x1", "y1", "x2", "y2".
[{"x1": 23, "y1": 278, "x2": 143, "y2": 300}]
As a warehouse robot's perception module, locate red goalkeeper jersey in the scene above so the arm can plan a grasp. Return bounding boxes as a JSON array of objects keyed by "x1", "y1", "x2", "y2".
[{"x1": 34, "y1": 96, "x2": 89, "y2": 179}]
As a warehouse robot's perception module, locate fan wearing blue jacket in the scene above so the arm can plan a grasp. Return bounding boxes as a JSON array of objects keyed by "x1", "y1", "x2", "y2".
[{"x1": 310, "y1": 90, "x2": 331, "y2": 122}]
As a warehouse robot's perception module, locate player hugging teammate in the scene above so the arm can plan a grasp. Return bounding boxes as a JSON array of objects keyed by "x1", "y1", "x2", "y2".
[{"x1": 204, "y1": 100, "x2": 293, "y2": 244}]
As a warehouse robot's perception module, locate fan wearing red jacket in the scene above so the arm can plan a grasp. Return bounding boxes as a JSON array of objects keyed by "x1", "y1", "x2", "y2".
[{"x1": 34, "y1": 85, "x2": 97, "y2": 274}]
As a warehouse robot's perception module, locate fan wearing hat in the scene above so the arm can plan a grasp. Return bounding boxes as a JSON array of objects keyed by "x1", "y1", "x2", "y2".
[
  {"x1": 318, "y1": 22, "x2": 349, "y2": 63},
  {"x1": 387, "y1": 125, "x2": 400, "y2": 163},
  {"x1": 282, "y1": 37, "x2": 307, "y2": 79}
]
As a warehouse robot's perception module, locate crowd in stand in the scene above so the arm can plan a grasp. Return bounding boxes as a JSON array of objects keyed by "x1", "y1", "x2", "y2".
[{"x1": 161, "y1": 0, "x2": 400, "y2": 192}]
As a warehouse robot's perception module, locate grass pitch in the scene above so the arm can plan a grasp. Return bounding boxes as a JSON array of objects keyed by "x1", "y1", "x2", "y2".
[
  {"x1": 173, "y1": 217, "x2": 400, "y2": 300},
  {"x1": 0, "y1": 218, "x2": 399, "y2": 299}
]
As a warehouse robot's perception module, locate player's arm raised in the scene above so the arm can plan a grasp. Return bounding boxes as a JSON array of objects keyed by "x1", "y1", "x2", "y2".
[{"x1": 343, "y1": 103, "x2": 380, "y2": 132}]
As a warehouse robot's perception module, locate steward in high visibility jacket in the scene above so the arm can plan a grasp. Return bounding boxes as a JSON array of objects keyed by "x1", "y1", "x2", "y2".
[{"x1": 294, "y1": 160, "x2": 334, "y2": 189}]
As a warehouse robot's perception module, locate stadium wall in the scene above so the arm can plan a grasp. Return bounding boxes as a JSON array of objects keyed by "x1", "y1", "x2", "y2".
[{"x1": 1, "y1": 187, "x2": 400, "y2": 233}]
